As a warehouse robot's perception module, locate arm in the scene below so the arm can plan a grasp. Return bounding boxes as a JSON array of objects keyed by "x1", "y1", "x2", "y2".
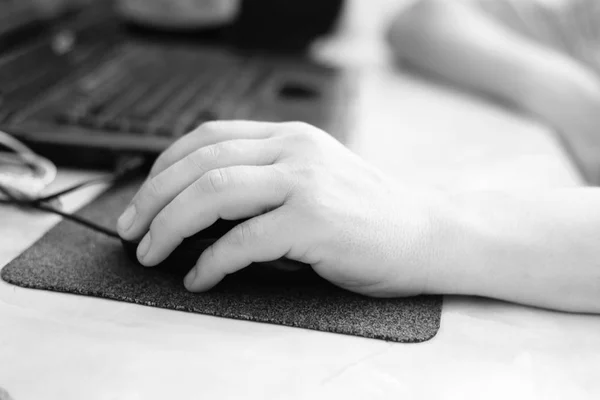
[
  {"x1": 430, "y1": 188, "x2": 600, "y2": 313},
  {"x1": 387, "y1": 0, "x2": 600, "y2": 182},
  {"x1": 115, "y1": 121, "x2": 600, "y2": 314}
]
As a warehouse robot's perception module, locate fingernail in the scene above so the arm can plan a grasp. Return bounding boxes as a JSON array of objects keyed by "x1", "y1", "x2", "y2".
[
  {"x1": 137, "y1": 233, "x2": 151, "y2": 262},
  {"x1": 117, "y1": 205, "x2": 136, "y2": 233},
  {"x1": 184, "y1": 267, "x2": 197, "y2": 289}
]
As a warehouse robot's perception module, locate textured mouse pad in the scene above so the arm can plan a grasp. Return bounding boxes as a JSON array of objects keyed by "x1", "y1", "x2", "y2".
[{"x1": 1, "y1": 180, "x2": 442, "y2": 342}]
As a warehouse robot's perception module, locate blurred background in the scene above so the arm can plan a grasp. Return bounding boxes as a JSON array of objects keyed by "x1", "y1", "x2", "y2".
[{"x1": 4, "y1": 0, "x2": 600, "y2": 182}]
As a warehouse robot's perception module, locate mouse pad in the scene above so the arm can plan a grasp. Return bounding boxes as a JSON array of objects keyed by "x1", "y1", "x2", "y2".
[{"x1": 1, "y1": 180, "x2": 442, "y2": 343}]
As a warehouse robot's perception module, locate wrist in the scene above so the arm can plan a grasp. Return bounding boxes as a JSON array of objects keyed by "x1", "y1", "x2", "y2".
[{"x1": 419, "y1": 190, "x2": 490, "y2": 297}]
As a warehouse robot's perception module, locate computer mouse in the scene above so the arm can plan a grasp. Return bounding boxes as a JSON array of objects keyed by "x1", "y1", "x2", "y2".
[{"x1": 121, "y1": 219, "x2": 319, "y2": 284}]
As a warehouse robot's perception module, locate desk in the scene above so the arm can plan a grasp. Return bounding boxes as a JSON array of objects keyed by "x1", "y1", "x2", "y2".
[{"x1": 2, "y1": 1, "x2": 600, "y2": 399}]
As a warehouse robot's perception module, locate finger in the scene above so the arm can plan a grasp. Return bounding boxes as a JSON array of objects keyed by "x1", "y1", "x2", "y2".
[
  {"x1": 184, "y1": 208, "x2": 293, "y2": 292},
  {"x1": 148, "y1": 120, "x2": 279, "y2": 179},
  {"x1": 137, "y1": 165, "x2": 290, "y2": 266},
  {"x1": 118, "y1": 138, "x2": 282, "y2": 239}
]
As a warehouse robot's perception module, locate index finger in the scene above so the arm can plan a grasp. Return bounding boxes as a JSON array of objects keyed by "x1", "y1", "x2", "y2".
[{"x1": 148, "y1": 120, "x2": 278, "y2": 179}]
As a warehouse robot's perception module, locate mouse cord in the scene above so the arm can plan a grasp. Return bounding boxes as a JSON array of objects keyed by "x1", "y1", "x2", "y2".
[
  {"x1": 0, "y1": 155, "x2": 147, "y2": 240},
  {"x1": 0, "y1": 189, "x2": 122, "y2": 239}
]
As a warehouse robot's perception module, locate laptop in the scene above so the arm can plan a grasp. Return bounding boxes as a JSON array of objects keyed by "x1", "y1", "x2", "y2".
[{"x1": 0, "y1": 0, "x2": 352, "y2": 168}]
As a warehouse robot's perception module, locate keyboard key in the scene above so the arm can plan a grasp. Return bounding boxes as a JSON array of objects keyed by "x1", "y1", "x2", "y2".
[
  {"x1": 121, "y1": 117, "x2": 150, "y2": 134},
  {"x1": 77, "y1": 114, "x2": 101, "y2": 129},
  {"x1": 101, "y1": 118, "x2": 124, "y2": 132},
  {"x1": 54, "y1": 112, "x2": 76, "y2": 125},
  {"x1": 152, "y1": 125, "x2": 175, "y2": 138}
]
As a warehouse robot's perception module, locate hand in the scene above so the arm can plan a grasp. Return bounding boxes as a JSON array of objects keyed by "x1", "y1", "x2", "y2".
[
  {"x1": 115, "y1": 0, "x2": 241, "y2": 29},
  {"x1": 117, "y1": 121, "x2": 438, "y2": 297}
]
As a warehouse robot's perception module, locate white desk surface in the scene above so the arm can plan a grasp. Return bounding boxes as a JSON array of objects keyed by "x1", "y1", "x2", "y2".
[{"x1": 2, "y1": 1, "x2": 599, "y2": 399}]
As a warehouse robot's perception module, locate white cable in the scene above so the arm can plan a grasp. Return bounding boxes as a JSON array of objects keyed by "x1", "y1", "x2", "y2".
[{"x1": 0, "y1": 130, "x2": 57, "y2": 199}]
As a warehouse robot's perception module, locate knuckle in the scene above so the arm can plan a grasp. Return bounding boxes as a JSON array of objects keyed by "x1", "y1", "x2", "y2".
[
  {"x1": 268, "y1": 163, "x2": 296, "y2": 194},
  {"x1": 202, "y1": 243, "x2": 218, "y2": 262},
  {"x1": 197, "y1": 120, "x2": 222, "y2": 134},
  {"x1": 294, "y1": 165, "x2": 320, "y2": 188},
  {"x1": 141, "y1": 178, "x2": 163, "y2": 202},
  {"x1": 188, "y1": 144, "x2": 221, "y2": 170},
  {"x1": 149, "y1": 155, "x2": 168, "y2": 177},
  {"x1": 284, "y1": 121, "x2": 312, "y2": 133},
  {"x1": 184, "y1": 151, "x2": 204, "y2": 173},
  {"x1": 283, "y1": 123, "x2": 321, "y2": 147},
  {"x1": 149, "y1": 211, "x2": 170, "y2": 236},
  {"x1": 206, "y1": 142, "x2": 225, "y2": 159},
  {"x1": 229, "y1": 220, "x2": 261, "y2": 246},
  {"x1": 204, "y1": 169, "x2": 230, "y2": 193}
]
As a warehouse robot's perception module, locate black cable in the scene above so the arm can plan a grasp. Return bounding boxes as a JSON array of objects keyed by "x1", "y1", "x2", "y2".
[
  {"x1": 0, "y1": 155, "x2": 147, "y2": 240},
  {"x1": 33, "y1": 175, "x2": 116, "y2": 203},
  {"x1": 0, "y1": 196, "x2": 121, "y2": 239}
]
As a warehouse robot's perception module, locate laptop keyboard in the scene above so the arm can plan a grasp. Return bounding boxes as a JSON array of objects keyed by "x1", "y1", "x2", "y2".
[
  {"x1": 0, "y1": 3, "x2": 340, "y2": 150},
  {"x1": 0, "y1": 1, "x2": 276, "y2": 140},
  {"x1": 44, "y1": 42, "x2": 271, "y2": 138},
  {"x1": 0, "y1": 2, "x2": 347, "y2": 167},
  {"x1": 0, "y1": 32, "x2": 277, "y2": 139}
]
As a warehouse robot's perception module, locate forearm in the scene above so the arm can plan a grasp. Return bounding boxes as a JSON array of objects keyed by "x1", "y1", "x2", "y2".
[
  {"x1": 428, "y1": 189, "x2": 600, "y2": 313},
  {"x1": 388, "y1": 0, "x2": 600, "y2": 181},
  {"x1": 388, "y1": 0, "x2": 600, "y2": 110}
]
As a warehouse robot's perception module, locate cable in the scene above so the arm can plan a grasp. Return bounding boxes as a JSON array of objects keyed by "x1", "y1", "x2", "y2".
[
  {"x1": 0, "y1": 195, "x2": 122, "y2": 239},
  {"x1": 0, "y1": 130, "x2": 147, "y2": 239},
  {"x1": 0, "y1": 150, "x2": 147, "y2": 240},
  {"x1": 32, "y1": 155, "x2": 145, "y2": 204},
  {"x1": 0, "y1": 129, "x2": 57, "y2": 190}
]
